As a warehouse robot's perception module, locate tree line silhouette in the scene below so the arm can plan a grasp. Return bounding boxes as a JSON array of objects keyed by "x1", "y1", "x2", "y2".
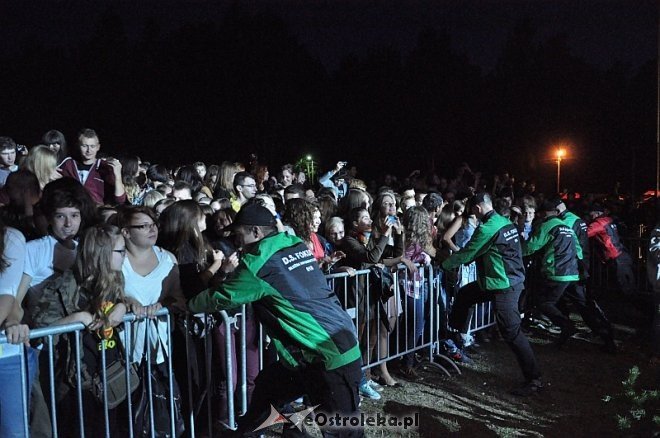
[{"x1": 0, "y1": 6, "x2": 655, "y2": 194}]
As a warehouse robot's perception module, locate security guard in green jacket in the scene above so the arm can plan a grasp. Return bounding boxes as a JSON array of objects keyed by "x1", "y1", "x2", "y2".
[
  {"x1": 189, "y1": 203, "x2": 363, "y2": 437},
  {"x1": 442, "y1": 192, "x2": 541, "y2": 396},
  {"x1": 524, "y1": 199, "x2": 615, "y2": 351},
  {"x1": 558, "y1": 201, "x2": 615, "y2": 341}
]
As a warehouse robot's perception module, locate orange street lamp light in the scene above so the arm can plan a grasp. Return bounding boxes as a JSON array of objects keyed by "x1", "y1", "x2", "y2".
[{"x1": 556, "y1": 148, "x2": 566, "y2": 194}]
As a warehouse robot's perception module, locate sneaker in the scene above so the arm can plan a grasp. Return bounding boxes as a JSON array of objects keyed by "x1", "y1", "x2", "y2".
[
  {"x1": 460, "y1": 333, "x2": 476, "y2": 348},
  {"x1": 368, "y1": 379, "x2": 384, "y2": 392},
  {"x1": 510, "y1": 379, "x2": 543, "y2": 397},
  {"x1": 440, "y1": 339, "x2": 474, "y2": 364},
  {"x1": 554, "y1": 326, "x2": 578, "y2": 348},
  {"x1": 359, "y1": 382, "x2": 382, "y2": 400}
]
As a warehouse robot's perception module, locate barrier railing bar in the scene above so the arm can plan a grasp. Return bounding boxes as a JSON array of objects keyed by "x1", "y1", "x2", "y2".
[{"x1": 48, "y1": 334, "x2": 58, "y2": 438}]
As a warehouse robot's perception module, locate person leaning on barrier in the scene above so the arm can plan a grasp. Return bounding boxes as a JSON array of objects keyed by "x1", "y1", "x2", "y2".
[
  {"x1": 557, "y1": 200, "x2": 615, "y2": 341},
  {"x1": 188, "y1": 203, "x2": 363, "y2": 437},
  {"x1": 30, "y1": 224, "x2": 128, "y2": 437},
  {"x1": 0, "y1": 217, "x2": 37, "y2": 438},
  {"x1": 441, "y1": 192, "x2": 542, "y2": 396}
]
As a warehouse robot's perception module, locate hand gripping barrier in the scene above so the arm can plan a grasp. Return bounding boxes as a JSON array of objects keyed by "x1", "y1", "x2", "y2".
[{"x1": 1, "y1": 263, "x2": 474, "y2": 437}]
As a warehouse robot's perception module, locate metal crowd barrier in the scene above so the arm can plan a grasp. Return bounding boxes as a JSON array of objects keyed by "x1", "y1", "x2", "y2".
[
  {"x1": 0, "y1": 309, "x2": 180, "y2": 438},
  {"x1": 589, "y1": 237, "x2": 653, "y2": 295},
  {"x1": 1, "y1": 263, "x2": 467, "y2": 437}
]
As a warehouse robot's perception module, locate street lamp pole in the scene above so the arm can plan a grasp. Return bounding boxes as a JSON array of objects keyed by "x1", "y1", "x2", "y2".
[{"x1": 556, "y1": 148, "x2": 565, "y2": 194}]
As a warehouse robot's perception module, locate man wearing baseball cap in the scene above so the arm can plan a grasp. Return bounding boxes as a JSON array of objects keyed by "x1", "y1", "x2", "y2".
[
  {"x1": 557, "y1": 200, "x2": 615, "y2": 344},
  {"x1": 188, "y1": 202, "x2": 363, "y2": 436}
]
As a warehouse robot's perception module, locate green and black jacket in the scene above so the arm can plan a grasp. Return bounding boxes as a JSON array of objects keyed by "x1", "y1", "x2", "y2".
[
  {"x1": 559, "y1": 210, "x2": 589, "y2": 263},
  {"x1": 560, "y1": 209, "x2": 590, "y2": 279},
  {"x1": 523, "y1": 216, "x2": 582, "y2": 282},
  {"x1": 188, "y1": 232, "x2": 360, "y2": 371},
  {"x1": 442, "y1": 210, "x2": 525, "y2": 291}
]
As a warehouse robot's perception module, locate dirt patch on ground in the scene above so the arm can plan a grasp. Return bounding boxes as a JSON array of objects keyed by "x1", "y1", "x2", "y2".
[
  {"x1": 264, "y1": 296, "x2": 659, "y2": 437},
  {"x1": 356, "y1": 310, "x2": 659, "y2": 437}
]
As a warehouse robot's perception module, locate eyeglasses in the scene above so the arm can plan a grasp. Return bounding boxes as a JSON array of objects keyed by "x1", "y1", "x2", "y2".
[
  {"x1": 113, "y1": 249, "x2": 127, "y2": 256},
  {"x1": 241, "y1": 184, "x2": 257, "y2": 188},
  {"x1": 128, "y1": 222, "x2": 158, "y2": 231}
]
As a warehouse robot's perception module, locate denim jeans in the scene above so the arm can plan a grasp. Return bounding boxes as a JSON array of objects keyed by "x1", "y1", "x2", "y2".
[
  {"x1": 0, "y1": 347, "x2": 38, "y2": 438},
  {"x1": 403, "y1": 290, "x2": 427, "y2": 367}
]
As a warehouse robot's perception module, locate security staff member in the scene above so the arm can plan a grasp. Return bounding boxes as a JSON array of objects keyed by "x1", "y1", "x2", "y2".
[
  {"x1": 524, "y1": 200, "x2": 615, "y2": 352},
  {"x1": 188, "y1": 203, "x2": 362, "y2": 437},
  {"x1": 587, "y1": 203, "x2": 635, "y2": 296},
  {"x1": 442, "y1": 192, "x2": 541, "y2": 396},
  {"x1": 558, "y1": 201, "x2": 614, "y2": 340}
]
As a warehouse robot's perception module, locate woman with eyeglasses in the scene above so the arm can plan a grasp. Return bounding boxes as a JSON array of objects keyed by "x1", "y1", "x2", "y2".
[
  {"x1": 117, "y1": 206, "x2": 187, "y2": 435},
  {"x1": 118, "y1": 205, "x2": 186, "y2": 361},
  {"x1": 118, "y1": 206, "x2": 186, "y2": 326}
]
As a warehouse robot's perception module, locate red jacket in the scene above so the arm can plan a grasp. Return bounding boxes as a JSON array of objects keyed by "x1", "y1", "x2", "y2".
[
  {"x1": 58, "y1": 157, "x2": 126, "y2": 205},
  {"x1": 587, "y1": 216, "x2": 624, "y2": 261}
]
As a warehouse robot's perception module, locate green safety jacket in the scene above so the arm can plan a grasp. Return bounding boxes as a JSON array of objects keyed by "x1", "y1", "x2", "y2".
[
  {"x1": 523, "y1": 216, "x2": 582, "y2": 282},
  {"x1": 559, "y1": 210, "x2": 589, "y2": 262},
  {"x1": 188, "y1": 232, "x2": 361, "y2": 371},
  {"x1": 560, "y1": 209, "x2": 590, "y2": 279},
  {"x1": 442, "y1": 210, "x2": 525, "y2": 291}
]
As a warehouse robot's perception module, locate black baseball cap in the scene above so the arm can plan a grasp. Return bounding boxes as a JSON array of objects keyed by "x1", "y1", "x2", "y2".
[
  {"x1": 541, "y1": 198, "x2": 563, "y2": 212},
  {"x1": 227, "y1": 203, "x2": 276, "y2": 231},
  {"x1": 589, "y1": 202, "x2": 605, "y2": 213},
  {"x1": 468, "y1": 192, "x2": 491, "y2": 209}
]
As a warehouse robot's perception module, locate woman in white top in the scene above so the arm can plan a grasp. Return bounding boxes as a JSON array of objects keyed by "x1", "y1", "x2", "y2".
[
  {"x1": 0, "y1": 221, "x2": 36, "y2": 438},
  {"x1": 118, "y1": 206, "x2": 185, "y2": 365}
]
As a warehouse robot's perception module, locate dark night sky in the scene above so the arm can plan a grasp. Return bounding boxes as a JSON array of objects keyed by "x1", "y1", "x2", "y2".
[
  {"x1": 0, "y1": 0, "x2": 656, "y2": 72},
  {"x1": 0, "y1": 0, "x2": 657, "y2": 194}
]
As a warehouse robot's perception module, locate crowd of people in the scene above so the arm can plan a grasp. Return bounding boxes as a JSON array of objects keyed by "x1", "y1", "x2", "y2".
[{"x1": 0, "y1": 128, "x2": 658, "y2": 437}]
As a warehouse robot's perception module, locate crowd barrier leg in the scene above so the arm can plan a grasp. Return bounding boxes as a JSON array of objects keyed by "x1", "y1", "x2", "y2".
[
  {"x1": 47, "y1": 334, "x2": 58, "y2": 438},
  {"x1": 239, "y1": 305, "x2": 248, "y2": 416},
  {"x1": 166, "y1": 314, "x2": 176, "y2": 438},
  {"x1": 204, "y1": 313, "x2": 213, "y2": 436},
  {"x1": 218, "y1": 310, "x2": 236, "y2": 431},
  {"x1": 124, "y1": 321, "x2": 135, "y2": 438},
  {"x1": 19, "y1": 345, "x2": 29, "y2": 437},
  {"x1": 145, "y1": 326, "x2": 156, "y2": 438},
  {"x1": 183, "y1": 315, "x2": 195, "y2": 437}
]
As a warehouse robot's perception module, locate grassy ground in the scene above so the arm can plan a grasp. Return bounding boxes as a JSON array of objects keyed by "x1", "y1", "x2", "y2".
[{"x1": 262, "y1": 297, "x2": 659, "y2": 437}]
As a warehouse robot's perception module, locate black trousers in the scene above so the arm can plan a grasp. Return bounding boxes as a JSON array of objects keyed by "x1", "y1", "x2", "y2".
[
  {"x1": 449, "y1": 282, "x2": 541, "y2": 382},
  {"x1": 564, "y1": 281, "x2": 613, "y2": 339},
  {"x1": 539, "y1": 280, "x2": 613, "y2": 340},
  {"x1": 612, "y1": 252, "x2": 636, "y2": 296},
  {"x1": 236, "y1": 358, "x2": 363, "y2": 437}
]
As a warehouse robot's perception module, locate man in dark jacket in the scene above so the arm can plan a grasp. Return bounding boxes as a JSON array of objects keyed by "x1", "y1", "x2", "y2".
[
  {"x1": 442, "y1": 192, "x2": 541, "y2": 396},
  {"x1": 558, "y1": 201, "x2": 614, "y2": 340},
  {"x1": 189, "y1": 204, "x2": 362, "y2": 437},
  {"x1": 587, "y1": 203, "x2": 635, "y2": 296},
  {"x1": 525, "y1": 200, "x2": 615, "y2": 351}
]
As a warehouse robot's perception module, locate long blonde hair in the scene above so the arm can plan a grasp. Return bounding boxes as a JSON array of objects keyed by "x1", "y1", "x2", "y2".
[
  {"x1": 74, "y1": 224, "x2": 125, "y2": 320},
  {"x1": 403, "y1": 206, "x2": 431, "y2": 249},
  {"x1": 21, "y1": 145, "x2": 58, "y2": 189}
]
